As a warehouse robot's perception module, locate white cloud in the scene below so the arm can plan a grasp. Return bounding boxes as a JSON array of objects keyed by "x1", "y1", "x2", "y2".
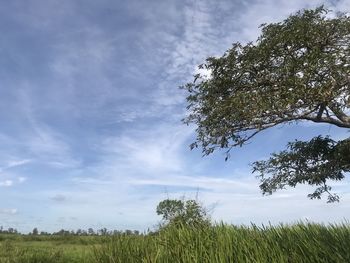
[
  {"x1": 129, "y1": 175, "x2": 258, "y2": 194},
  {"x1": 28, "y1": 129, "x2": 80, "y2": 168},
  {"x1": 0, "y1": 158, "x2": 32, "y2": 173},
  {"x1": 333, "y1": 0, "x2": 350, "y2": 12},
  {"x1": 0, "y1": 208, "x2": 18, "y2": 215},
  {"x1": 149, "y1": 1, "x2": 237, "y2": 109},
  {"x1": 7, "y1": 159, "x2": 32, "y2": 169},
  {"x1": 5, "y1": 88, "x2": 81, "y2": 169},
  {"x1": 0, "y1": 180, "x2": 13, "y2": 187},
  {"x1": 29, "y1": 125, "x2": 69, "y2": 155},
  {"x1": 18, "y1": 177, "x2": 27, "y2": 183},
  {"x1": 100, "y1": 123, "x2": 193, "y2": 174},
  {"x1": 237, "y1": 0, "x2": 326, "y2": 42}
]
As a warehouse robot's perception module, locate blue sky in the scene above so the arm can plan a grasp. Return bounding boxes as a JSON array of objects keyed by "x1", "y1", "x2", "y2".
[{"x1": 0, "y1": 0, "x2": 349, "y2": 233}]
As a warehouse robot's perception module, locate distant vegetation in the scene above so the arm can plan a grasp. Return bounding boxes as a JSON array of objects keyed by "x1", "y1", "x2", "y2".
[
  {"x1": 1, "y1": 221, "x2": 350, "y2": 262},
  {"x1": 0, "y1": 226, "x2": 141, "y2": 237},
  {"x1": 1, "y1": 198, "x2": 350, "y2": 262}
]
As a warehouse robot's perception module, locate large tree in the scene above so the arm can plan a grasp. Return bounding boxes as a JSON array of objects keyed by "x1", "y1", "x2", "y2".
[{"x1": 183, "y1": 6, "x2": 350, "y2": 202}]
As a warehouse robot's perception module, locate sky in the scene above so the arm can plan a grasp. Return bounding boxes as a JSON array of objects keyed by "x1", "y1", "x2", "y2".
[{"x1": 0, "y1": 0, "x2": 349, "y2": 233}]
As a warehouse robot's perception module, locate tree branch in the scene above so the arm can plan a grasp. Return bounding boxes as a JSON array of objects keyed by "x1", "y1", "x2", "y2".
[
  {"x1": 328, "y1": 103, "x2": 350, "y2": 125},
  {"x1": 300, "y1": 115, "x2": 350, "y2": 128}
]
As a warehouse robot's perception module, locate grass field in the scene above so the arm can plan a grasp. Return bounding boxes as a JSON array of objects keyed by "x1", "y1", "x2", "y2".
[
  {"x1": 0, "y1": 234, "x2": 98, "y2": 263},
  {"x1": 0, "y1": 222, "x2": 349, "y2": 262}
]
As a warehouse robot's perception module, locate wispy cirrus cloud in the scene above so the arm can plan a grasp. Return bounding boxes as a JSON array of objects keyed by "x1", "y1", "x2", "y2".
[
  {"x1": 0, "y1": 159, "x2": 31, "y2": 173},
  {"x1": 0, "y1": 0, "x2": 349, "y2": 233},
  {"x1": 99, "y1": 124, "x2": 193, "y2": 174}
]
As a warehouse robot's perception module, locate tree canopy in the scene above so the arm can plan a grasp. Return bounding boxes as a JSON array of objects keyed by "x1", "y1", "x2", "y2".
[
  {"x1": 156, "y1": 198, "x2": 210, "y2": 228},
  {"x1": 183, "y1": 6, "x2": 350, "y2": 202}
]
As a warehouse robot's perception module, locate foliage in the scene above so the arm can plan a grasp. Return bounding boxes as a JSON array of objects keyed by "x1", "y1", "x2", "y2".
[
  {"x1": 94, "y1": 222, "x2": 350, "y2": 263},
  {"x1": 182, "y1": 6, "x2": 350, "y2": 201},
  {"x1": 1, "y1": 222, "x2": 350, "y2": 262},
  {"x1": 32, "y1": 228, "x2": 39, "y2": 236},
  {"x1": 253, "y1": 136, "x2": 350, "y2": 202},
  {"x1": 156, "y1": 198, "x2": 210, "y2": 228}
]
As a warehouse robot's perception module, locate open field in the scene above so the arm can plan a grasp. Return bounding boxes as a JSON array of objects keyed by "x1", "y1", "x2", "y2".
[
  {"x1": 0, "y1": 222, "x2": 350, "y2": 262},
  {"x1": 0, "y1": 234, "x2": 98, "y2": 263}
]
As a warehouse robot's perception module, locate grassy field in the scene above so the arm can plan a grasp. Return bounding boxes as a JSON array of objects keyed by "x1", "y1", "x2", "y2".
[
  {"x1": 0, "y1": 234, "x2": 98, "y2": 263},
  {"x1": 0, "y1": 223, "x2": 350, "y2": 262}
]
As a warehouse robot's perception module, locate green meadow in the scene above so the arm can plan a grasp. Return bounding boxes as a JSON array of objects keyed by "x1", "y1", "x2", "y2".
[
  {"x1": 0, "y1": 234, "x2": 96, "y2": 263},
  {"x1": 1, "y1": 222, "x2": 350, "y2": 263}
]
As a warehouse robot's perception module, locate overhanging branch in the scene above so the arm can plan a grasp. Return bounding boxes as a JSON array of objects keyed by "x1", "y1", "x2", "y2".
[{"x1": 328, "y1": 103, "x2": 350, "y2": 125}]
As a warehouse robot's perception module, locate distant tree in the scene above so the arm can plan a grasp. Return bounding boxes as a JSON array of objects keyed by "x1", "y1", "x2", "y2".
[
  {"x1": 183, "y1": 6, "x2": 350, "y2": 202},
  {"x1": 156, "y1": 198, "x2": 210, "y2": 228},
  {"x1": 88, "y1": 228, "x2": 95, "y2": 235},
  {"x1": 5, "y1": 227, "x2": 17, "y2": 234},
  {"x1": 55, "y1": 229, "x2": 70, "y2": 236},
  {"x1": 125, "y1": 229, "x2": 133, "y2": 236},
  {"x1": 98, "y1": 228, "x2": 108, "y2": 236},
  {"x1": 113, "y1": 230, "x2": 122, "y2": 235},
  {"x1": 32, "y1": 228, "x2": 38, "y2": 235}
]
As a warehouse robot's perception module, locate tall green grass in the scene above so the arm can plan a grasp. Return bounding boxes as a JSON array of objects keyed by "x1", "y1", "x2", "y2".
[
  {"x1": 93, "y1": 222, "x2": 350, "y2": 263},
  {"x1": 1, "y1": 223, "x2": 349, "y2": 262}
]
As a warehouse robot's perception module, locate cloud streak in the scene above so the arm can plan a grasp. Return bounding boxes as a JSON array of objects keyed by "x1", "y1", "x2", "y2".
[{"x1": 0, "y1": 0, "x2": 349, "y2": 233}]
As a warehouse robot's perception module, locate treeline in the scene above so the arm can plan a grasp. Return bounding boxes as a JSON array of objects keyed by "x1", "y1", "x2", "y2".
[
  {"x1": 0, "y1": 226, "x2": 18, "y2": 234},
  {"x1": 49, "y1": 228, "x2": 142, "y2": 236},
  {"x1": 0, "y1": 226, "x2": 142, "y2": 236},
  {"x1": 0, "y1": 198, "x2": 206, "y2": 237}
]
